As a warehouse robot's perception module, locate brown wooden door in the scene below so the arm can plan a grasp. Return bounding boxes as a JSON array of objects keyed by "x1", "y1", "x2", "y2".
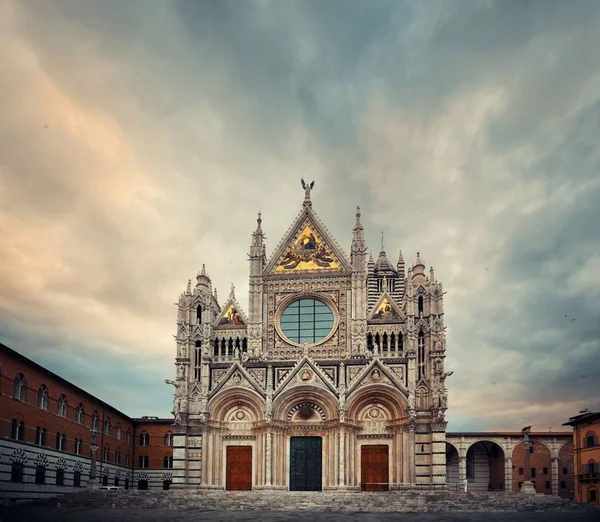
[
  {"x1": 226, "y1": 446, "x2": 252, "y2": 491},
  {"x1": 361, "y1": 445, "x2": 389, "y2": 491}
]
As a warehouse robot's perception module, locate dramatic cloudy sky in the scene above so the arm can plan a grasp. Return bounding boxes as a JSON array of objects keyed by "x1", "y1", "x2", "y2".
[{"x1": 1, "y1": 0, "x2": 599, "y2": 430}]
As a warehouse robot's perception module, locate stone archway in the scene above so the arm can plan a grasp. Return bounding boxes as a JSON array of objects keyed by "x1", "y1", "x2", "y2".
[
  {"x1": 558, "y1": 441, "x2": 574, "y2": 498},
  {"x1": 466, "y1": 441, "x2": 505, "y2": 491},
  {"x1": 512, "y1": 439, "x2": 551, "y2": 494},
  {"x1": 446, "y1": 442, "x2": 460, "y2": 491}
]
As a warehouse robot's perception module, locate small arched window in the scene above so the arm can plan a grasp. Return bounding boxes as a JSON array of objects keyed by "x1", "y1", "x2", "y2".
[
  {"x1": 104, "y1": 417, "x2": 111, "y2": 435},
  {"x1": 91, "y1": 411, "x2": 99, "y2": 431},
  {"x1": 74, "y1": 437, "x2": 82, "y2": 455},
  {"x1": 115, "y1": 449, "x2": 121, "y2": 465},
  {"x1": 139, "y1": 431, "x2": 149, "y2": 446},
  {"x1": 585, "y1": 431, "x2": 596, "y2": 448},
  {"x1": 164, "y1": 432, "x2": 173, "y2": 446},
  {"x1": 57, "y1": 394, "x2": 67, "y2": 417},
  {"x1": 37, "y1": 385, "x2": 49, "y2": 410},
  {"x1": 76, "y1": 403, "x2": 84, "y2": 424},
  {"x1": 55, "y1": 432, "x2": 65, "y2": 451},
  {"x1": 197, "y1": 304, "x2": 202, "y2": 324},
  {"x1": 417, "y1": 330, "x2": 426, "y2": 380},
  {"x1": 35, "y1": 426, "x2": 47, "y2": 446},
  {"x1": 418, "y1": 295, "x2": 424, "y2": 315},
  {"x1": 139, "y1": 455, "x2": 149, "y2": 468},
  {"x1": 163, "y1": 455, "x2": 173, "y2": 468},
  {"x1": 103, "y1": 444, "x2": 109, "y2": 461},
  {"x1": 11, "y1": 419, "x2": 25, "y2": 441},
  {"x1": 13, "y1": 373, "x2": 27, "y2": 401},
  {"x1": 116, "y1": 423, "x2": 122, "y2": 440},
  {"x1": 126, "y1": 429, "x2": 131, "y2": 444}
]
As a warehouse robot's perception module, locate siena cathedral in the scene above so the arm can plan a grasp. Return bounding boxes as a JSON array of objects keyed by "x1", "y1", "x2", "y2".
[{"x1": 169, "y1": 182, "x2": 449, "y2": 491}]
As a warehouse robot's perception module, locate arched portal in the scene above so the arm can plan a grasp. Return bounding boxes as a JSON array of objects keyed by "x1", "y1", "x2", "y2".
[{"x1": 466, "y1": 441, "x2": 505, "y2": 491}]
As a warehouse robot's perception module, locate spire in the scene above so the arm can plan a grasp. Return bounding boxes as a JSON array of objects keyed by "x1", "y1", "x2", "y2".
[
  {"x1": 413, "y1": 252, "x2": 425, "y2": 276},
  {"x1": 430, "y1": 266, "x2": 435, "y2": 282},
  {"x1": 301, "y1": 178, "x2": 315, "y2": 207},
  {"x1": 351, "y1": 206, "x2": 367, "y2": 270},
  {"x1": 186, "y1": 279, "x2": 192, "y2": 295},
  {"x1": 229, "y1": 283, "x2": 235, "y2": 299},
  {"x1": 380, "y1": 231, "x2": 385, "y2": 253},
  {"x1": 397, "y1": 249, "x2": 405, "y2": 267},
  {"x1": 196, "y1": 263, "x2": 211, "y2": 290},
  {"x1": 251, "y1": 211, "x2": 265, "y2": 247}
]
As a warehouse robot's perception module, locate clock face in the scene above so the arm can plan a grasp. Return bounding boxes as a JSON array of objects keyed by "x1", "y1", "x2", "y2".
[{"x1": 279, "y1": 298, "x2": 334, "y2": 345}]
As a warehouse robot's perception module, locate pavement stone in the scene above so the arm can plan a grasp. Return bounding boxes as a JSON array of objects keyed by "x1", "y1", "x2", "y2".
[{"x1": 1, "y1": 490, "x2": 599, "y2": 522}]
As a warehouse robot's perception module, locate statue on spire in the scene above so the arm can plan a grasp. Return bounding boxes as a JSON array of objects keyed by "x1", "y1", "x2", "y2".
[{"x1": 301, "y1": 178, "x2": 315, "y2": 207}]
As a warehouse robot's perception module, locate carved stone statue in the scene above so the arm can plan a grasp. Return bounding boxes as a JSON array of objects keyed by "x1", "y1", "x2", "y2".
[{"x1": 301, "y1": 178, "x2": 315, "y2": 201}]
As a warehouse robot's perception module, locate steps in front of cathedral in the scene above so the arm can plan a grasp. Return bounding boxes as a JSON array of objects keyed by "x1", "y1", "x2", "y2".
[{"x1": 22, "y1": 490, "x2": 598, "y2": 513}]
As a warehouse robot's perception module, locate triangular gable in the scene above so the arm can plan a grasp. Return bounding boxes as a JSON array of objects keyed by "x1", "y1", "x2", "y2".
[
  {"x1": 214, "y1": 290, "x2": 248, "y2": 328},
  {"x1": 368, "y1": 292, "x2": 405, "y2": 323},
  {"x1": 264, "y1": 206, "x2": 351, "y2": 274},
  {"x1": 209, "y1": 362, "x2": 265, "y2": 399},
  {"x1": 273, "y1": 356, "x2": 338, "y2": 398},
  {"x1": 346, "y1": 358, "x2": 408, "y2": 397}
]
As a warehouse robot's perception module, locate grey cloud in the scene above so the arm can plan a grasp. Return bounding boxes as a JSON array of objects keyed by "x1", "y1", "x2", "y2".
[{"x1": 1, "y1": 0, "x2": 600, "y2": 430}]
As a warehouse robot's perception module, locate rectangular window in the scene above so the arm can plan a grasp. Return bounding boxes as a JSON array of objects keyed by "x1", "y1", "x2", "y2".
[
  {"x1": 563, "y1": 467, "x2": 568, "y2": 475},
  {"x1": 35, "y1": 465, "x2": 46, "y2": 484},
  {"x1": 529, "y1": 445, "x2": 534, "y2": 454},
  {"x1": 545, "y1": 481, "x2": 550, "y2": 489},
  {"x1": 11, "y1": 463, "x2": 24, "y2": 483},
  {"x1": 56, "y1": 468, "x2": 64, "y2": 486},
  {"x1": 519, "y1": 468, "x2": 524, "y2": 475},
  {"x1": 589, "y1": 489, "x2": 597, "y2": 502},
  {"x1": 543, "y1": 467, "x2": 548, "y2": 475},
  {"x1": 531, "y1": 468, "x2": 536, "y2": 478},
  {"x1": 74, "y1": 471, "x2": 81, "y2": 487},
  {"x1": 561, "y1": 481, "x2": 566, "y2": 489},
  {"x1": 102, "y1": 475, "x2": 108, "y2": 486}
]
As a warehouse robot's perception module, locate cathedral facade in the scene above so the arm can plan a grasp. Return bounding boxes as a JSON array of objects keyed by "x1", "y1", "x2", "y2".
[{"x1": 170, "y1": 183, "x2": 449, "y2": 491}]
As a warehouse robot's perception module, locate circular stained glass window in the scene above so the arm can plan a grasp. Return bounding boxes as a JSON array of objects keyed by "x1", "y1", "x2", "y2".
[{"x1": 279, "y1": 298, "x2": 334, "y2": 345}]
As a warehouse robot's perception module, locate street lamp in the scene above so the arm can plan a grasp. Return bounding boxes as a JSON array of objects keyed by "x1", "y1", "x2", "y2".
[
  {"x1": 88, "y1": 428, "x2": 99, "y2": 489},
  {"x1": 520, "y1": 426, "x2": 536, "y2": 495}
]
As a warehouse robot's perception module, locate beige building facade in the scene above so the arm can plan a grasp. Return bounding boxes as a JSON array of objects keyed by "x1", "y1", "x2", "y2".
[{"x1": 170, "y1": 183, "x2": 449, "y2": 491}]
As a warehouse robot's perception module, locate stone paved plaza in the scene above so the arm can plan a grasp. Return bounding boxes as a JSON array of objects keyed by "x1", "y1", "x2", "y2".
[
  {"x1": 1, "y1": 490, "x2": 599, "y2": 522},
  {"x1": 1, "y1": 507, "x2": 599, "y2": 522}
]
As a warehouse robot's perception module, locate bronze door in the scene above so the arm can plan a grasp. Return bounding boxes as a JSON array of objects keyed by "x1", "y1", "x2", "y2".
[
  {"x1": 226, "y1": 446, "x2": 252, "y2": 491},
  {"x1": 290, "y1": 437, "x2": 322, "y2": 491},
  {"x1": 361, "y1": 444, "x2": 389, "y2": 491}
]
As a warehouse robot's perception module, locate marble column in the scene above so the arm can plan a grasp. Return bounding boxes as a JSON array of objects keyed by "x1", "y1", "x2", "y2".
[
  {"x1": 338, "y1": 430, "x2": 346, "y2": 486},
  {"x1": 551, "y1": 456, "x2": 559, "y2": 497},
  {"x1": 458, "y1": 455, "x2": 467, "y2": 487},
  {"x1": 265, "y1": 431, "x2": 272, "y2": 486},
  {"x1": 505, "y1": 456, "x2": 513, "y2": 492}
]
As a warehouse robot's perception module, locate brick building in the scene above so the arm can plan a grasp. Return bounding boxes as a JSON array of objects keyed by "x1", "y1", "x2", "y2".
[
  {"x1": 0, "y1": 343, "x2": 173, "y2": 503},
  {"x1": 563, "y1": 410, "x2": 600, "y2": 504}
]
